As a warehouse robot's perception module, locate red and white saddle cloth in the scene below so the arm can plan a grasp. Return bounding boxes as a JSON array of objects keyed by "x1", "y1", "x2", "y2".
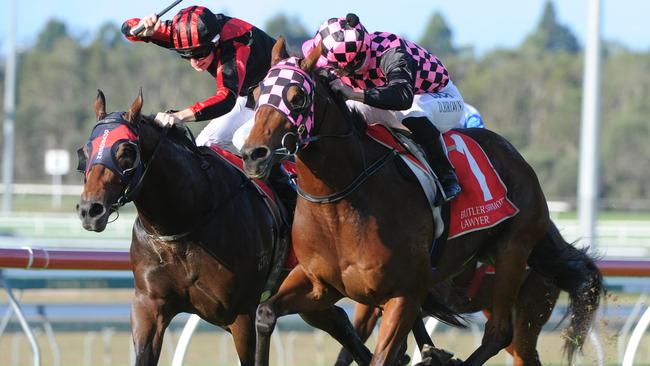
[
  {"x1": 443, "y1": 132, "x2": 519, "y2": 238},
  {"x1": 366, "y1": 125, "x2": 519, "y2": 239},
  {"x1": 208, "y1": 145, "x2": 298, "y2": 268}
]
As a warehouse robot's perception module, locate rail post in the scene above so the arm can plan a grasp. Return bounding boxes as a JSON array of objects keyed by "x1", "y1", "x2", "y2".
[{"x1": 0, "y1": 270, "x2": 41, "y2": 366}]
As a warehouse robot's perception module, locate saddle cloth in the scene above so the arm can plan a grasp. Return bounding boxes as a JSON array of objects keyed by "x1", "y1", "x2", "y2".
[
  {"x1": 366, "y1": 125, "x2": 518, "y2": 240},
  {"x1": 443, "y1": 132, "x2": 519, "y2": 239}
]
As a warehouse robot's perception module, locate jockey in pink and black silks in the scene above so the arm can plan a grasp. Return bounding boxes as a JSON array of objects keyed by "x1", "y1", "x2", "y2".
[
  {"x1": 121, "y1": 6, "x2": 276, "y2": 151},
  {"x1": 302, "y1": 14, "x2": 464, "y2": 205}
]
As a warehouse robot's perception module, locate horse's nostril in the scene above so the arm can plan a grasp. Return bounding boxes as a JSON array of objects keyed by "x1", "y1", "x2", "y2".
[
  {"x1": 88, "y1": 202, "x2": 106, "y2": 218},
  {"x1": 250, "y1": 147, "x2": 270, "y2": 162}
]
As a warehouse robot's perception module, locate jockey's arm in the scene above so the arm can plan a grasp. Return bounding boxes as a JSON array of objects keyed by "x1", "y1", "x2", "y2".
[
  {"x1": 187, "y1": 42, "x2": 245, "y2": 121},
  {"x1": 362, "y1": 47, "x2": 415, "y2": 111},
  {"x1": 121, "y1": 16, "x2": 175, "y2": 49},
  {"x1": 173, "y1": 108, "x2": 197, "y2": 122}
]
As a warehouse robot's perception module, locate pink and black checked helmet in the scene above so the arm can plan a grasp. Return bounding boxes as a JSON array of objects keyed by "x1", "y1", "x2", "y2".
[{"x1": 317, "y1": 14, "x2": 371, "y2": 73}]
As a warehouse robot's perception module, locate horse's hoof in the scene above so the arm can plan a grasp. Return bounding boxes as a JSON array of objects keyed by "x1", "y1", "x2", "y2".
[
  {"x1": 414, "y1": 344, "x2": 455, "y2": 366},
  {"x1": 399, "y1": 353, "x2": 411, "y2": 366}
]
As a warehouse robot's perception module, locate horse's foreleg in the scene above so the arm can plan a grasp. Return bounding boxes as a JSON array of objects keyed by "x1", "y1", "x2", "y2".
[
  {"x1": 255, "y1": 265, "x2": 349, "y2": 366},
  {"x1": 510, "y1": 272, "x2": 559, "y2": 366},
  {"x1": 301, "y1": 305, "x2": 373, "y2": 366},
  {"x1": 229, "y1": 312, "x2": 257, "y2": 366},
  {"x1": 334, "y1": 303, "x2": 381, "y2": 366},
  {"x1": 131, "y1": 293, "x2": 172, "y2": 366},
  {"x1": 371, "y1": 296, "x2": 420, "y2": 366},
  {"x1": 412, "y1": 314, "x2": 434, "y2": 351},
  {"x1": 463, "y1": 243, "x2": 530, "y2": 365}
]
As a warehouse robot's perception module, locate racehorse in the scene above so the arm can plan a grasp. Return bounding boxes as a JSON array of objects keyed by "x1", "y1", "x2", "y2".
[
  {"x1": 76, "y1": 90, "x2": 372, "y2": 365},
  {"x1": 336, "y1": 220, "x2": 598, "y2": 366},
  {"x1": 241, "y1": 39, "x2": 602, "y2": 366}
]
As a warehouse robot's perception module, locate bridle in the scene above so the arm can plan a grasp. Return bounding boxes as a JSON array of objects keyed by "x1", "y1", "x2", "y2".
[
  {"x1": 79, "y1": 113, "x2": 256, "y2": 241},
  {"x1": 77, "y1": 112, "x2": 169, "y2": 210},
  {"x1": 255, "y1": 61, "x2": 398, "y2": 204}
]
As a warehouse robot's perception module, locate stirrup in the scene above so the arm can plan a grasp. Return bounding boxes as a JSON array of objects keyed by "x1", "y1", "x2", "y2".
[{"x1": 434, "y1": 179, "x2": 460, "y2": 206}]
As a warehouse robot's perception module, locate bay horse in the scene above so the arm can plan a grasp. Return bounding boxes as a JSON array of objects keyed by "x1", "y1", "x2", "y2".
[
  {"x1": 336, "y1": 220, "x2": 599, "y2": 366},
  {"x1": 241, "y1": 39, "x2": 602, "y2": 365},
  {"x1": 76, "y1": 90, "x2": 372, "y2": 365}
]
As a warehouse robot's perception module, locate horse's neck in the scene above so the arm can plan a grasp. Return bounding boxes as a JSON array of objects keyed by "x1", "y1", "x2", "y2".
[
  {"x1": 133, "y1": 126, "x2": 228, "y2": 235},
  {"x1": 297, "y1": 95, "x2": 378, "y2": 195}
]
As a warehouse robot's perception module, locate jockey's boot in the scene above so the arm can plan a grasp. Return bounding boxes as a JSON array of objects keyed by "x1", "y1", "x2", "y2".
[
  {"x1": 268, "y1": 164, "x2": 297, "y2": 228},
  {"x1": 402, "y1": 116, "x2": 461, "y2": 206}
]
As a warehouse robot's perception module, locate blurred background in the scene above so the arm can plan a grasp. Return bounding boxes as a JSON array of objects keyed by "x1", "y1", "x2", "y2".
[{"x1": 0, "y1": 0, "x2": 648, "y2": 365}]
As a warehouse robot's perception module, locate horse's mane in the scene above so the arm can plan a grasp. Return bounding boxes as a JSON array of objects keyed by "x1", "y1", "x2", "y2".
[
  {"x1": 139, "y1": 114, "x2": 201, "y2": 154},
  {"x1": 311, "y1": 68, "x2": 368, "y2": 136}
]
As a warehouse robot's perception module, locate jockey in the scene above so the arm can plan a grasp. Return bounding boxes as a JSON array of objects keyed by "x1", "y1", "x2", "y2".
[
  {"x1": 121, "y1": 6, "x2": 274, "y2": 150},
  {"x1": 303, "y1": 14, "x2": 464, "y2": 205},
  {"x1": 121, "y1": 6, "x2": 296, "y2": 223}
]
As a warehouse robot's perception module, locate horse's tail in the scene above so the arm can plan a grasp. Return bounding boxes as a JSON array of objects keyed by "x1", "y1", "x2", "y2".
[
  {"x1": 527, "y1": 220, "x2": 603, "y2": 364},
  {"x1": 422, "y1": 290, "x2": 466, "y2": 328}
]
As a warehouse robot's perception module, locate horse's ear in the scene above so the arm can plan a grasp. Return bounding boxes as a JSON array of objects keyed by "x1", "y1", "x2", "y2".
[
  {"x1": 271, "y1": 36, "x2": 288, "y2": 66},
  {"x1": 95, "y1": 89, "x2": 106, "y2": 121},
  {"x1": 126, "y1": 88, "x2": 143, "y2": 123},
  {"x1": 301, "y1": 41, "x2": 323, "y2": 73}
]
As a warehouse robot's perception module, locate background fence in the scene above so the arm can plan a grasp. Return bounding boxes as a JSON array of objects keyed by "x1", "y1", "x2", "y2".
[{"x1": 2, "y1": 246, "x2": 650, "y2": 365}]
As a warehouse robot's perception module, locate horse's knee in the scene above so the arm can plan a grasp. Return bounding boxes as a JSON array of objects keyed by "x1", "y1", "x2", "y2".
[{"x1": 255, "y1": 302, "x2": 277, "y2": 336}]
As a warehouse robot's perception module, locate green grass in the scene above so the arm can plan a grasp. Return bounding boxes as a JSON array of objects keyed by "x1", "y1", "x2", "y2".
[
  {"x1": 554, "y1": 210, "x2": 650, "y2": 221},
  {"x1": 5, "y1": 193, "x2": 137, "y2": 214}
]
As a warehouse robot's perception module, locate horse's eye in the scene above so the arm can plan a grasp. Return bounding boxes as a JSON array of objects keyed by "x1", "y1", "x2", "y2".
[
  {"x1": 116, "y1": 143, "x2": 138, "y2": 171},
  {"x1": 288, "y1": 89, "x2": 308, "y2": 112}
]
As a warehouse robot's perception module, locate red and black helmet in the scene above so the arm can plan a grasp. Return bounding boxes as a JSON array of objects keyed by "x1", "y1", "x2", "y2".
[{"x1": 172, "y1": 6, "x2": 219, "y2": 58}]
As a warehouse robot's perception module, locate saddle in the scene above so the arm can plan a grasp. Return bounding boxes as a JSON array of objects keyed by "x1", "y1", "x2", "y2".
[{"x1": 365, "y1": 125, "x2": 519, "y2": 268}]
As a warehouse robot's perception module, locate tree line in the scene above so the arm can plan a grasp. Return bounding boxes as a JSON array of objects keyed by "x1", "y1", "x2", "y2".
[{"x1": 0, "y1": 1, "x2": 648, "y2": 207}]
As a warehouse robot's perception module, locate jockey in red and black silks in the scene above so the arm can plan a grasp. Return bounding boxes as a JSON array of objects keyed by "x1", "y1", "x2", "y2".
[
  {"x1": 302, "y1": 13, "x2": 464, "y2": 205},
  {"x1": 122, "y1": 5, "x2": 296, "y2": 224},
  {"x1": 121, "y1": 6, "x2": 276, "y2": 151}
]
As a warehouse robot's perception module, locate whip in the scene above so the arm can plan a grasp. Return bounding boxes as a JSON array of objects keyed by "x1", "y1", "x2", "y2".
[{"x1": 130, "y1": 0, "x2": 184, "y2": 36}]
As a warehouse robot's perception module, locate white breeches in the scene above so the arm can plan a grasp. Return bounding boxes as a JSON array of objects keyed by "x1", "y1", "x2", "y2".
[
  {"x1": 346, "y1": 80, "x2": 465, "y2": 133},
  {"x1": 195, "y1": 96, "x2": 255, "y2": 152}
]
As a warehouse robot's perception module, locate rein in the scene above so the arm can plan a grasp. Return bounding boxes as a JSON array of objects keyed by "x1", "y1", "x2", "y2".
[
  {"x1": 267, "y1": 67, "x2": 398, "y2": 204},
  {"x1": 134, "y1": 122, "x2": 254, "y2": 242},
  {"x1": 112, "y1": 125, "x2": 169, "y2": 210},
  {"x1": 144, "y1": 175, "x2": 252, "y2": 241},
  {"x1": 296, "y1": 149, "x2": 398, "y2": 204}
]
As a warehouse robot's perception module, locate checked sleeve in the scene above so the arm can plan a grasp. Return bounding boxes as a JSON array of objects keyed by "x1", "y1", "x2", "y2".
[{"x1": 362, "y1": 47, "x2": 416, "y2": 111}]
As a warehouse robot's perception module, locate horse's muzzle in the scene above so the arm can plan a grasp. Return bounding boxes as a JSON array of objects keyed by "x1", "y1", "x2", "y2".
[
  {"x1": 241, "y1": 145, "x2": 273, "y2": 179},
  {"x1": 76, "y1": 199, "x2": 109, "y2": 232}
]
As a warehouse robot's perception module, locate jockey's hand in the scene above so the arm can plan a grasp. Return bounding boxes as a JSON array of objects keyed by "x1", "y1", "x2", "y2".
[
  {"x1": 154, "y1": 112, "x2": 181, "y2": 127},
  {"x1": 329, "y1": 79, "x2": 363, "y2": 102},
  {"x1": 133, "y1": 13, "x2": 160, "y2": 37}
]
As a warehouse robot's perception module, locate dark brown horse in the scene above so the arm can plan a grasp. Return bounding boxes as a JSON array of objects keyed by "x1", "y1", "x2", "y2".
[
  {"x1": 336, "y1": 220, "x2": 601, "y2": 366},
  {"x1": 241, "y1": 39, "x2": 602, "y2": 366},
  {"x1": 76, "y1": 90, "x2": 372, "y2": 365}
]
